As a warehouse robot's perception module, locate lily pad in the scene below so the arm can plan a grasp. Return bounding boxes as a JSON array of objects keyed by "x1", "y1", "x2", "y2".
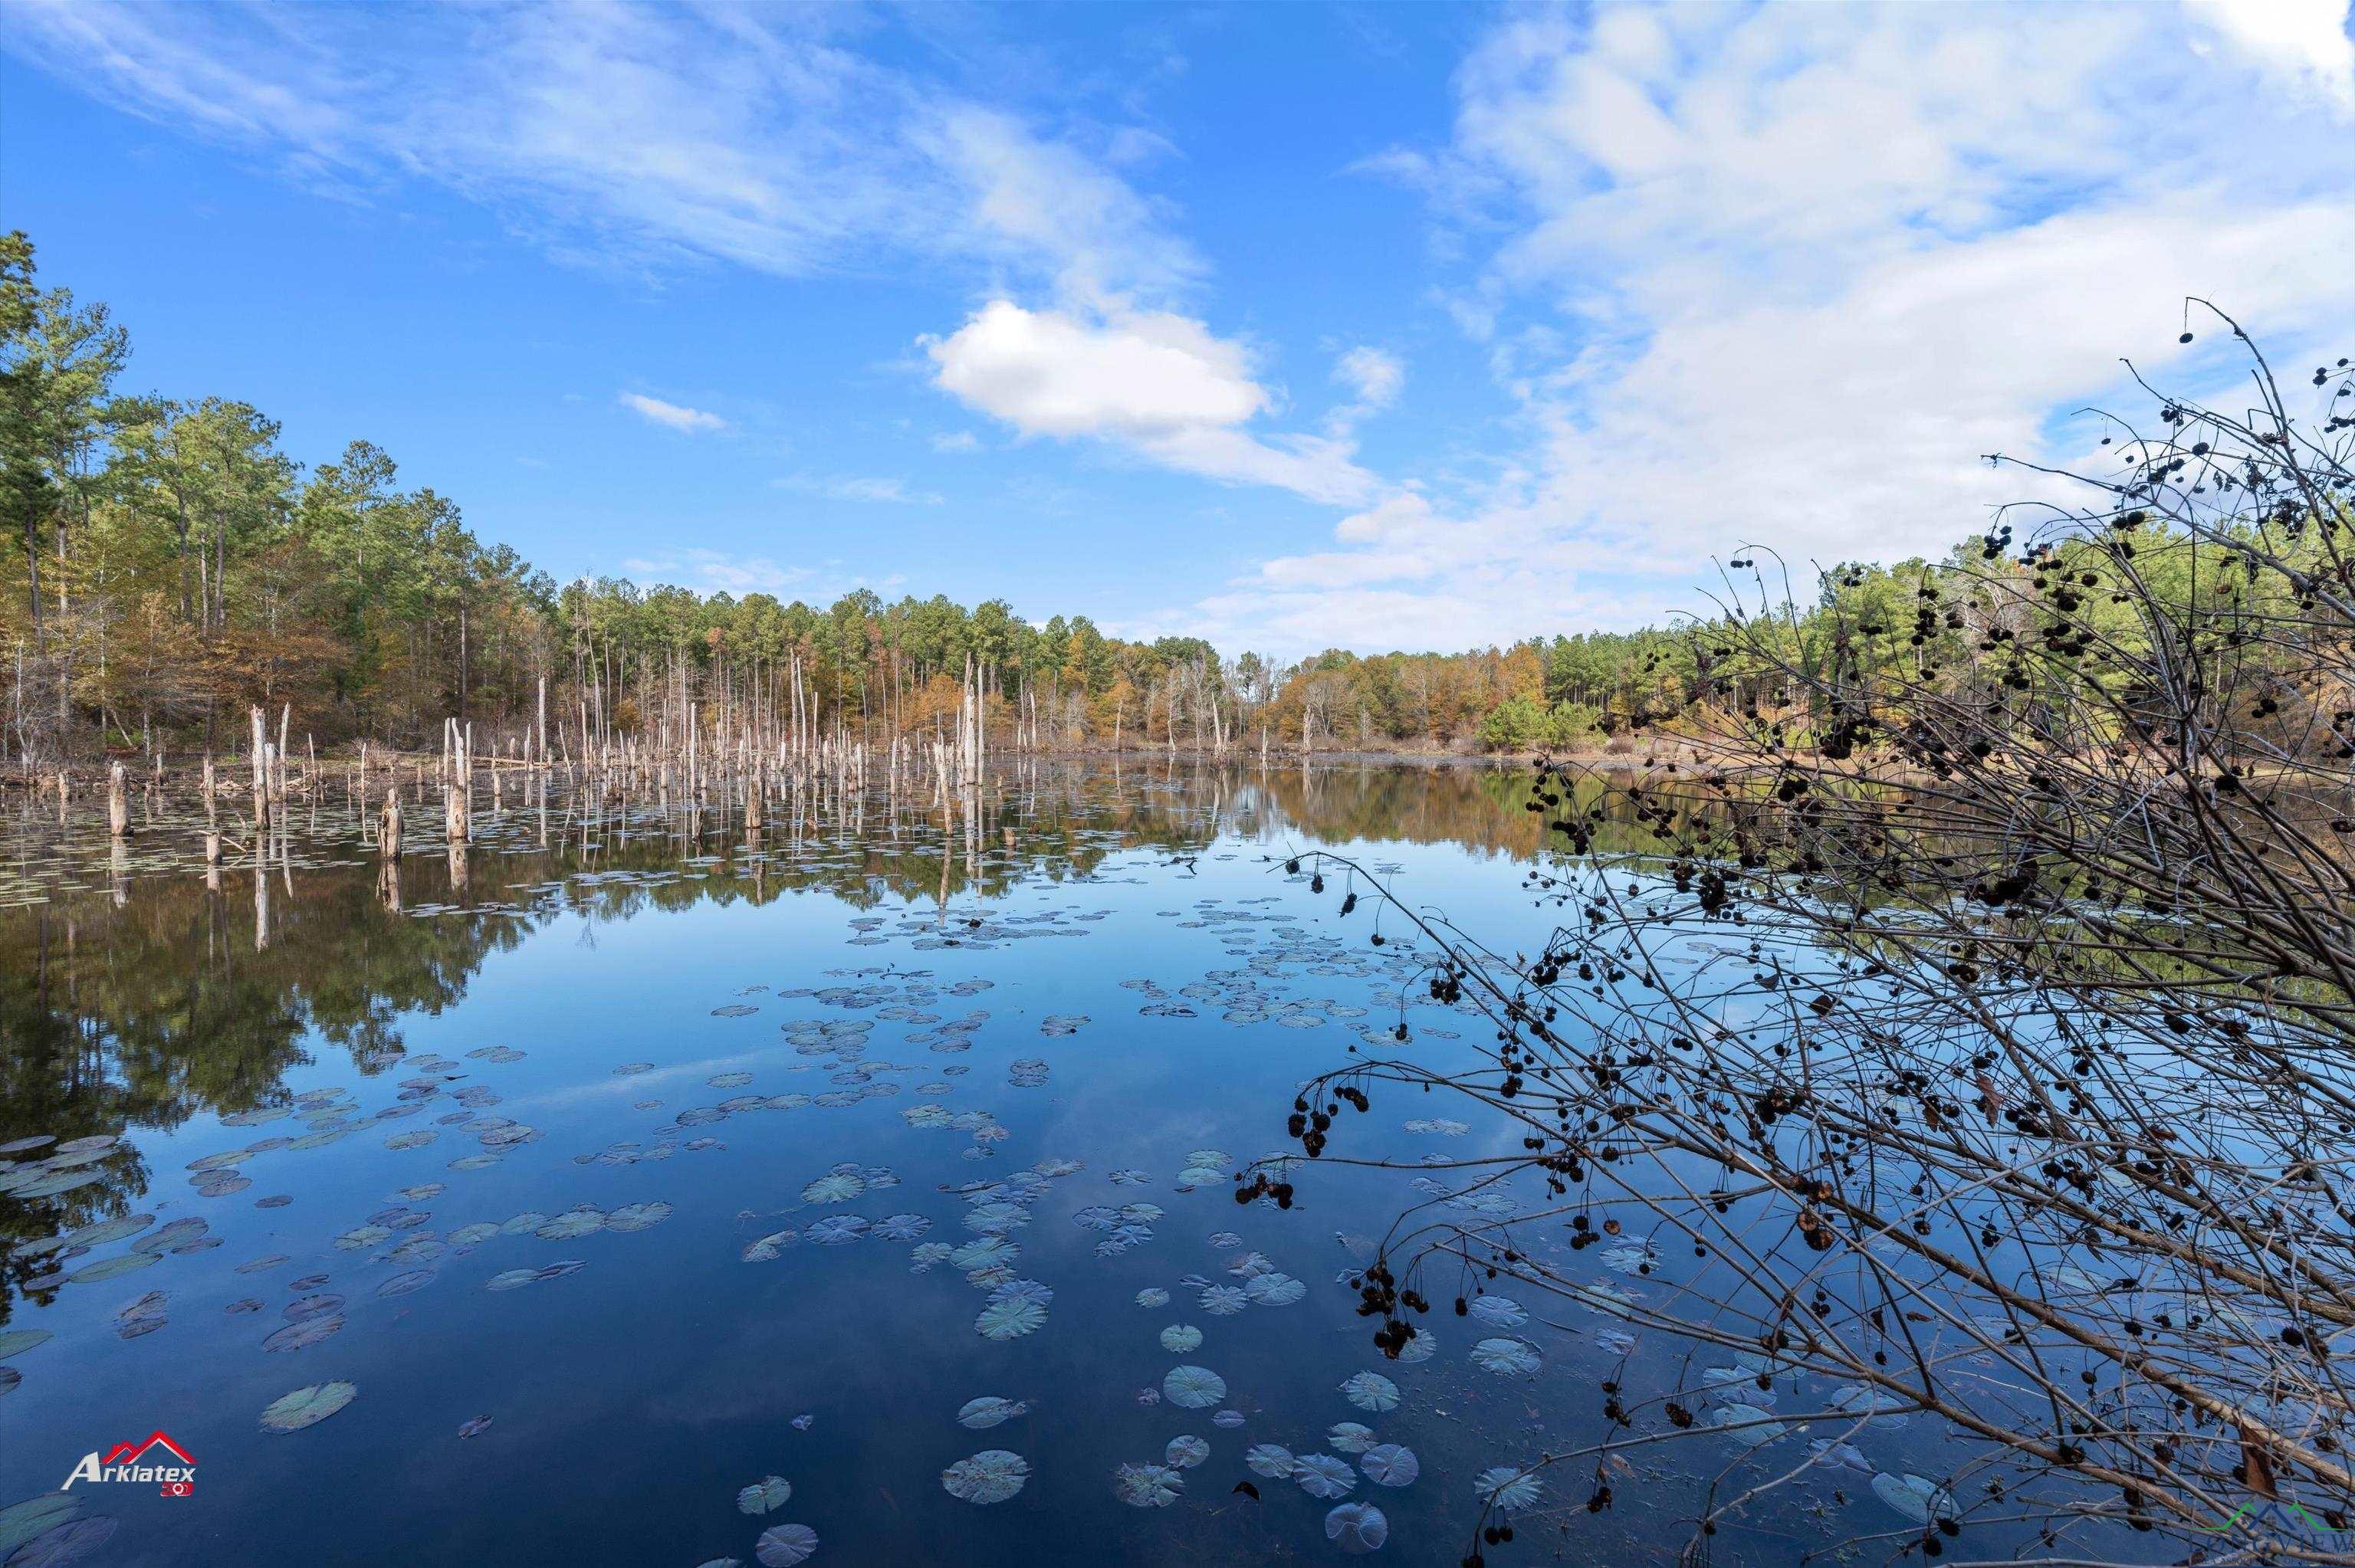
[
  {"x1": 1470, "y1": 1337, "x2": 1540, "y2": 1376},
  {"x1": 261, "y1": 1314, "x2": 345, "y2": 1353},
  {"x1": 742, "y1": 1230, "x2": 799, "y2": 1261},
  {"x1": 1466, "y1": 1294, "x2": 1527, "y2": 1327},
  {"x1": 1112, "y1": 1461, "x2": 1182, "y2": 1508},
  {"x1": 948, "y1": 1237, "x2": 1013, "y2": 1271},
  {"x1": 260, "y1": 1381, "x2": 356, "y2": 1433},
  {"x1": 800, "y1": 1173, "x2": 864, "y2": 1205},
  {"x1": 1871, "y1": 1471, "x2": 1959, "y2": 1525},
  {"x1": 5, "y1": 1514, "x2": 114, "y2": 1566},
  {"x1": 535, "y1": 1207, "x2": 605, "y2": 1241},
  {"x1": 1710, "y1": 1402, "x2": 1786, "y2": 1447},
  {"x1": 1158, "y1": 1324, "x2": 1203, "y2": 1353},
  {"x1": 66, "y1": 1252, "x2": 158, "y2": 1285},
  {"x1": 1244, "y1": 1443, "x2": 1296, "y2": 1478},
  {"x1": 737, "y1": 1476, "x2": 792, "y2": 1515},
  {"x1": 1294, "y1": 1453, "x2": 1357, "y2": 1499},
  {"x1": 64, "y1": 1215, "x2": 151, "y2": 1249},
  {"x1": 806, "y1": 1216, "x2": 867, "y2": 1245},
  {"x1": 1339, "y1": 1370, "x2": 1401, "y2": 1411},
  {"x1": 0, "y1": 1496, "x2": 80, "y2": 1559},
  {"x1": 1162, "y1": 1364, "x2": 1226, "y2": 1409},
  {"x1": 975, "y1": 1299, "x2": 1046, "y2": 1341},
  {"x1": 956, "y1": 1396, "x2": 1029, "y2": 1429},
  {"x1": 1360, "y1": 1444, "x2": 1419, "y2": 1487},
  {"x1": 1243, "y1": 1272, "x2": 1305, "y2": 1306},
  {"x1": 1475, "y1": 1465, "x2": 1543, "y2": 1513},
  {"x1": 11, "y1": 1169, "x2": 102, "y2": 1200},
  {"x1": 1325, "y1": 1501, "x2": 1389, "y2": 1553},
  {"x1": 753, "y1": 1523, "x2": 818, "y2": 1566},
  {"x1": 941, "y1": 1448, "x2": 1029, "y2": 1504}
]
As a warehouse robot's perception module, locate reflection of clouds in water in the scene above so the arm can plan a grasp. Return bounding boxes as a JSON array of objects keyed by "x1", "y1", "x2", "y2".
[{"x1": 2, "y1": 764, "x2": 1660, "y2": 1565}]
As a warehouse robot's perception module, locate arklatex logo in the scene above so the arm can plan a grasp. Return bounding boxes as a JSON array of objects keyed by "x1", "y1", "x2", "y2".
[{"x1": 63, "y1": 1432, "x2": 196, "y2": 1497}]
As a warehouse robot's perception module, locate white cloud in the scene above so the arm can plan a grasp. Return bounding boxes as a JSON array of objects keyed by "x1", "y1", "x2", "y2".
[
  {"x1": 925, "y1": 300, "x2": 1377, "y2": 505},
  {"x1": 930, "y1": 431, "x2": 982, "y2": 454},
  {"x1": 928, "y1": 300, "x2": 1263, "y2": 435},
  {"x1": 619, "y1": 549, "x2": 809, "y2": 596},
  {"x1": 2186, "y1": 0, "x2": 2355, "y2": 108},
  {"x1": 1178, "y1": 1, "x2": 2355, "y2": 648},
  {"x1": 4, "y1": 0, "x2": 1374, "y2": 513},
  {"x1": 919, "y1": 105, "x2": 1200, "y2": 308},
  {"x1": 774, "y1": 474, "x2": 944, "y2": 505},
  {"x1": 0, "y1": 2, "x2": 1191, "y2": 306},
  {"x1": 619, "y1": 392, "x2": 728, "y2": 433},
  {"x1": 1332, "y1": 346, "x2": 1404, "y2": 412}
]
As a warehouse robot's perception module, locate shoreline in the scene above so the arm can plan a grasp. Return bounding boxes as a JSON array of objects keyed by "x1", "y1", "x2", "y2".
[{"x1": 0, "y1": 744, "x2": 1654, "y2": 789}]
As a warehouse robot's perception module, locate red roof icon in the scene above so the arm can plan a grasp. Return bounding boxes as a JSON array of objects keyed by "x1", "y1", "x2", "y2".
[{"x1": 102, "y1": 1432, "x2": 195, "y2": 1467}]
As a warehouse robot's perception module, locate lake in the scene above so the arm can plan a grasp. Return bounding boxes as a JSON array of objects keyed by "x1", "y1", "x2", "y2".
[{"x1": 0, "y1": 762, "x2": 2048, "y2": 1566}]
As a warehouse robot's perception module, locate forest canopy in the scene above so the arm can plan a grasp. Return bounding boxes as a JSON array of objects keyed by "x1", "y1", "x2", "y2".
[{"x1": 7, "y1": 230, "x2": 2332, "y2": 769}]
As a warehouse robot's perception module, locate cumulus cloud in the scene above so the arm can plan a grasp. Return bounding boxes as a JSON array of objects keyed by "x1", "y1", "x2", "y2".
[
  {"x1": 925, "y1": 300, "x2": 1378, "y2": 505},
  {"x1": 619, "y1": 392, "x2": 727, "y2": 433}
]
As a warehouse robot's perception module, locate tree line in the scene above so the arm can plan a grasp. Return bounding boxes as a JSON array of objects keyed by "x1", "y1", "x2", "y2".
[{"x1": 8, "y1": 229, "x2": 2336, "y2": 772}]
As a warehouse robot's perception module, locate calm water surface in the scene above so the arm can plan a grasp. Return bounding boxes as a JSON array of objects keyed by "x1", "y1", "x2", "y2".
[{"x1": 0, "y1": 763, "x2": 1916, "y2": 1566}]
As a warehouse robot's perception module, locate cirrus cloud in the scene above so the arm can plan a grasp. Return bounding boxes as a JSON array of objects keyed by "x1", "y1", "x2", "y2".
[{"x1": 619, "y1": 392, "x2": 728, "y2": 434}]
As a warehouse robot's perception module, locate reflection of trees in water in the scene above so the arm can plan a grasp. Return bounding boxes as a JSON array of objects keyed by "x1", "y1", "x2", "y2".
[
  {"x1": 0, "y1": 866, "x2": 521, "y2": 1325},
  {"x1": 1239, "y1": 763, "x2": 1549, "y2": 859},
  {"x1": 1243, "y1": 760, "x2": 1817, "y2": 864},
  {"x1": 0, "y1": 763, "x2": 1243, "y2": 1321},
  {"x1": 0, "y1": 757, "x2": 1680, "y2": 1328}
]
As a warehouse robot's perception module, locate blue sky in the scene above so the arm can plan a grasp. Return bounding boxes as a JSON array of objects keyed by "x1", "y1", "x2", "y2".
[{"x1": 5, "y1": 2, "x2": 2352, "y2": 657}]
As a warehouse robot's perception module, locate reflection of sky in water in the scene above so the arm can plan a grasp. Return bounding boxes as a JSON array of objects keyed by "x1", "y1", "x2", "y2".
[{"x1": 0, "y1": 767, "x2": 2011, "y2": 1566}]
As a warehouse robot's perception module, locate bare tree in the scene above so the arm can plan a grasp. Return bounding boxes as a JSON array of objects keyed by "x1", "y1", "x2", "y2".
[{"x1": 1253, "y1": 317, "x2": 2355, "y2": 1566}]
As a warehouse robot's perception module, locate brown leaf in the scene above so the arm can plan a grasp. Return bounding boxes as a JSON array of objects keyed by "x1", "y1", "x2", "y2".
[
  {"x1": 1976, "y1": 1071, "x2": 2004, "y2": 1126},
  {"x1": 2238, "y1": 1424, "x2": 2278, "y2": 1498}
]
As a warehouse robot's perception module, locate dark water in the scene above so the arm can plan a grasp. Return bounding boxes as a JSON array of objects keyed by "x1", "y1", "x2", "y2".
[{"x1": 0, "y1": 764, "x2": 1966, "y2": 1566}]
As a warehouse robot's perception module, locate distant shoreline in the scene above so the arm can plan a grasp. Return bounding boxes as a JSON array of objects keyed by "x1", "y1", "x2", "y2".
[{"x1": 0, "y1": 743, "x2": 1654, "y2": 789}]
